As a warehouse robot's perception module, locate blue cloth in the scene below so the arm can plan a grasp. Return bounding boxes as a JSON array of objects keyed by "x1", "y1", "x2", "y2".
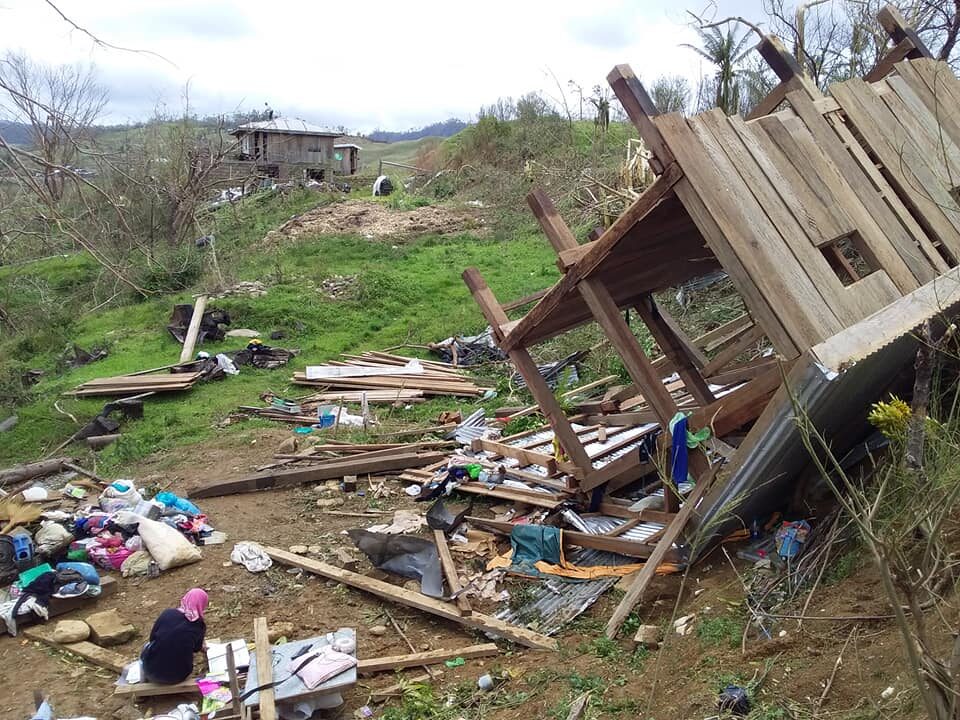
[
  {"x1": 155, "y1": 491, "x2": 202, "y2": 516},
  {"x1": 671, "y1": 414, "x2": 689, "y2": 485},
  {"x1": 509, "y1": 525, "x2": 562, "y2": 576}
]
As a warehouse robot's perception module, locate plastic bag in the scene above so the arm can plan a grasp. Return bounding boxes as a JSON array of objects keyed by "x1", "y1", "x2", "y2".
[
  {"x1": 135, "y1": 516, "x2": 201, "y2": 571},
  {"x1": 216, "y1": 353, "x2": 239, "y2": 375},
  {"x1": 155, "y1": 491, "x2": 202, "y2": 517},
  {"x1": 35, "y1": 521, "x2": 73, "y2": 554},
  {"x1": 230, "y1": 541, "x2": 272, "y2": 572},
  {"x1": 100, "y1": 481, "x2": 142, "y2": 511}
]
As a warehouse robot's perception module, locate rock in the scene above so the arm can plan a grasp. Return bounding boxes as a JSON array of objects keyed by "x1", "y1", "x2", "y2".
[
  {"x1": 289, "y1": 545, "x2": 308, "y2": 554},
  {"x1": 278, "y1": 437, "x2": 299, "y2": 454},
  {"x1": 403, "y1": 580, "x2": 421, "y2": 593},
  {"x1": 86, "y1": 609, "x2": 135, "y2": 647},
  {"x1": 632, "y1": 625, "x2": 660, "y2": 650},
  {"x1": 335, "y1": 548, "x2": 359, "y2": 572},
  {"x1": 673, "y1": 614, "x2": 696, "y2": 636},
  {"x1": 316, "y1": 497, "x2": 344, "y2": 509},
  {"x1": 369, "y1": 625, "x2": 388, "y2": 637},
  {"x1": 308, "y1": 545, "x2": 322, "y2": 555},
  {"x1": 53, "y1": 620, "x2": 90, "y2": 644},
  {"x1": 268, "y1": 622, "x2": 296, "y2": 643},
  {"x1": 225, "y1": 328, "x2": 260, "y2": 338}
]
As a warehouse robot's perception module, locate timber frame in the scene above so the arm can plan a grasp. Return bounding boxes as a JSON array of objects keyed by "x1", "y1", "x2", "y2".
[{"x1": 463, "y1": 5, "x2": 960, "y2": 635}]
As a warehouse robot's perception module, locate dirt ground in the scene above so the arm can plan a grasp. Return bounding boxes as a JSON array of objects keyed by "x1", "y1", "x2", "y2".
[
  {"x1": 267, "y1": 200, "x2": 484, "y2": 242},
  {"x1": 0, "y1": 426, "x2": 941, "y2": 720}
]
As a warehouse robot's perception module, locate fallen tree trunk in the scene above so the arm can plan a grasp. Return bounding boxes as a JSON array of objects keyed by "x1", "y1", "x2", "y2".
[{"x1": 0, "y1": 457, "x2": 72, "y2": 487}]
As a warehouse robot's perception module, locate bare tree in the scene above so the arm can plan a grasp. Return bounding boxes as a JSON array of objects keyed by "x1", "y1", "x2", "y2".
[{"x1": 0, "y1": 51, "x2": 107, "y2": 201}]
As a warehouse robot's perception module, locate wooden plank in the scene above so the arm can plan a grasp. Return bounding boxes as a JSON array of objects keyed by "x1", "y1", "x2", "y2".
[
  {"x1": 755, "y1": 112, "x2": 922, "y2": 293},
  {"x1": 471, "y1": 438, "x2": 559, "y2": 475},
  {"x1": 179, "y1": 295, "x2": 207, "y2": 363},
  {"x1": 188, "y1": 451, "x2": 446, "y2": 498},
  {"x1": 829, "y1": 79, "x2": 960, "y2": 261},
  {"x1": 865, "y1": 37, "x2": 916, "y2": 82},
  {"x1": 434, "y1": 530, "x2": 472, "y2": 615},
  {"x1": 891, "y1": 61, "x2": 960, "y2": 153},
  {"x1": 696, "y1": 110, "x2": 865, "y2": 326},
  {"x1": 462, "y1": 268, "x2": 593, "y2": 472},
  {"x1": 634, "y1": 296, "x2": 714, "y2": 405},
  {"x1": 698, "y1": 314, "x2": 754, "y2": 352},
  {"x1": 689, "y1": 365, "x2": 785, "y2": 437},
  {"x1": 745, "y1": 76, "x2": 798, "y2": 120},
  {"x1": 253, "y1": 617, "x2": 277, "y2": 720},
  {"x1": 449, "y1": 482, "x2": 564, "y2": 510},
  {"x1": 700, "y1": 325, "x2": 764, "y2": 377},
  {"x1": 24, "y1": 625, "x2": 130, "y2": 673},
  {"x1": 786, "y1": 89, "x2": 945, "y2": 282},
  {"x1": 263, "y1": 547, "x2": 557, "y2": 650},
  {"x1": 359, "y1": 644, "x2": 498, "y2": 674},
  {"x1": 605, "y1": 461, "x2": 721, "y2": 638},
  {"x1": 502, "y1": 288, "x2": 550, "y2": 312},
  {"x1": 755, "y1": 35, "x2": 822, "y2": 97},
  {"x1": 705, "y1": 356, "x2": 780, "y2": 386},
  {"x1": 654, "y1": 114, "x2": 816, "y2": 353},
  {"x1": 607, "y1": 64, "x2": 674, "y2": 172},
  {"x1": 114, "y1": 679, "x2": 199, "y2": 699},
  {"x1": 467, "y1": 517, "x2": 673, "y2": 561},
  {"x1": 877, "y1": 4, "x2": 934, "y2": 58}
]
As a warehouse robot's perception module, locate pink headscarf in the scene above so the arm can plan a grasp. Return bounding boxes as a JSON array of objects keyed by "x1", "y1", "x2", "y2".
[{"x1": 178, "y1": 588, "x2": 208, "y2": 622}]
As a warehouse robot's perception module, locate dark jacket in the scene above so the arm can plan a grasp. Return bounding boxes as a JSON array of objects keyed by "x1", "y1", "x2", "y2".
[{"x1": 140, "y1": 608, "x2": 205, "y2": 684}]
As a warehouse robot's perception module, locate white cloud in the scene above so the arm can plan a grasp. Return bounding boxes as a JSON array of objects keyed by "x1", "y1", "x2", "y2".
[{"x1": 0, "y1": 0, "x2": 767, "y2": 131}]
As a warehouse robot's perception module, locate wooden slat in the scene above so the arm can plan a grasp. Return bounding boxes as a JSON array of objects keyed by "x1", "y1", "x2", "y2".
[
  {"x1": 471, "y1": 438, "x2": 559, "y2": 475},
  {"x1": 264, "y1": 547, "x2": 557, "y2": 650},
  {"x1": 865, "y1": 37, "x2": 916, "y2": 82},
  {"x1": 829, "y1": 78, "x2": 960, "y2": 261},
  {"x1": 434, "y1": 529, "x2": 472, "y2": 615},
  {"x1": 786, "y1": 89, "x2": 945, "y2": 279},
  {"x1": 892, "y1": 60, "x2": 960, "y2": 152},
  {"x1": 605, "y1": 461, "x2": 720, "y2": 638},
  {"x1": 253, "y1": 617, "x2": 277, "y2": 720},
  {"x1": 700, "y1": 325, "x2": 765, "y2": 377},
  {"x1": 358, "y1": 644, "x2": 498, "y2": 674},
  {"x1": 655, "y1": 112, "x2": 833, "y2": 350}
]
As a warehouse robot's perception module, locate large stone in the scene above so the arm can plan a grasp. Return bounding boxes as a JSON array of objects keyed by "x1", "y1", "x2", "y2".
[
  {"x1": 277, "y1": 437, "x2": 299, "y2": 454},
  {"x1": 268, "y1": 622, "x2": 296, "y2": 643},
  {"x1": 53, "y1": 620, "x2": 90, "y2": 644},
  {"x1": 632, "y1": 624, "x2": 660, "y2": 650},
  {"x1": 316, "y1": 497, "x2": 344, "y2": 509},
  {"x1": 368, "y1": 625, "x2": 388, "y2": 637},
  {"x1": 86, "y1": 609, "x2": 135, "y2": 647}
]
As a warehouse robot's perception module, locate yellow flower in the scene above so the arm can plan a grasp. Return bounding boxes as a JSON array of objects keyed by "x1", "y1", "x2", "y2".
[{"x1": 868, "y1": 396, "x2": 912, "y2": 439}]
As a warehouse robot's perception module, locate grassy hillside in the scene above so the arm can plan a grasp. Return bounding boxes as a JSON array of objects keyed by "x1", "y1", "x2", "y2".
[
  {"x1": 0, "y1": 189, "x2": 560, "y2": 469},
  {"x1": 351, "y1": 136, "x2": 441, "y2": 174}
]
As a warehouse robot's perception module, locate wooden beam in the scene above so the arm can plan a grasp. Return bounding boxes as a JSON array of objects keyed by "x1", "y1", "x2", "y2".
[
  {"x1": 264, "y1": 547, "x2": 557, "y2": 650},
  {"x1": 605, "y1": 462, "x2": 721, "y2": 638},
  {"x1": 253, "y1": 617, "x2": 277, "y2": 720},
  {"x1": 877, "y1": 3, "x2": 933, "y2": 58},
  {"x1": 754, "y1": 36, "x2": 821, "y2": 98},
  {"x1": 114, "y1": 679, "x2": 199, "y2": 699},
  {"x1": 700, "y1": 325, "x2": 765, "y2": 377},
  {"x1": 434, "y1": 530, "x2": 472, "y2": 615},
  {"x1": 745, "y1": 77, "x2": 799, "y2": 120},
  {"x1": 358, "y1": 644, "x2": 498, "y2": 674},
  {"x1": 607, "y1": 64, "x2": 673, "y2": 173},
  {"x1": 865, "y1": 37, "x2": 917, "y2": 81},
  {"x1": 471, "y1": 438, "x2": 559, "y2": 475},
  {"x1": 188, "y1": 450, "x2": 446, "y2": 498},
  {"x1": 689, "y1": 364, "x2": 784, "y2": 437},
  {"x1": 634, "y1": 296, "x2": 714, "y2": 405},
  {"x1": 462, "y1": 268, "x2": 593, "y2": 472},
  {"x1": 24, "y1": 625, "x2": 130, "y2": 673},
  {"x1": 502, "y1": 288, "x2": 549, "y2": 312},
  {"x1": 178, "y1": 294, "x2": 208, "y2": 363}
]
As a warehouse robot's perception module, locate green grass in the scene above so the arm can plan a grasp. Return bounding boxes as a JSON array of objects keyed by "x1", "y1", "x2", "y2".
[
  {"x1": 0, "y1": 190, "x2": 562, "y2": 466},
  {"x1": 697, "y1": 614, "x2": 745, "y2": 649}
]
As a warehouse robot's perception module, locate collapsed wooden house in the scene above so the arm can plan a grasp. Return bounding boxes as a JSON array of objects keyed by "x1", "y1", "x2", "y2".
[{"x1": 463, "y1": 6, "x2": 960, "y2": 636}]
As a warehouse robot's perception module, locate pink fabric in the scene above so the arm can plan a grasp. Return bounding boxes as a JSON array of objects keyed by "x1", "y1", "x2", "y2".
[{"x1": 178, "y1": 588, "x2": 208, "y2": 622}]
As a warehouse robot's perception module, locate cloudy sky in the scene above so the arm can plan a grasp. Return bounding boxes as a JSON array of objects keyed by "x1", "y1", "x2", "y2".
[{"x1": 0, "y1": 0, "x2": 761, "y2": 132}]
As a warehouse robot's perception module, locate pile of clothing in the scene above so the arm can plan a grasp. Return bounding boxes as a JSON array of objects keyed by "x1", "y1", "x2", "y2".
[{"x1": 0, "y1": 561, "x2": 103, "y2": 635}]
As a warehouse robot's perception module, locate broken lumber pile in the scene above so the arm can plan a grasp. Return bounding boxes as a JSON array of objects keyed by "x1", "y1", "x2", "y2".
[
  {"x1": 293, "y1": 352, "x2": 489, "y2": 398},
  {"x1": 69, "y1": 371, "x2": 203, "y2": 398}
]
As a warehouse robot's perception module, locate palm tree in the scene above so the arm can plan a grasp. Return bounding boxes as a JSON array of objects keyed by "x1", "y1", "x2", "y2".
[{"x1": 682, "y1": 24, "x2": 753, "y2": 115}]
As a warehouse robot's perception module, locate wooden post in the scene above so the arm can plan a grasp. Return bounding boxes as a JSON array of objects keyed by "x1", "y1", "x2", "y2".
[
  {"x1": 877, "y1": 3, "x2": 933, "y2": 59},
  {"x1": 754, "y1": 36, "x2": 822, "y2": 98},
  {"x1": 634, "y1": 296, "x2": 715, "y2": 405},
  {"x1": 253, "y1": 617, "x2": 277, "y2": 720},
  {"x1": 462, "y1": 268, "x2": 593, "y2": 473},
  {"x1": 434, "y1": 529, "x2": 472, "y2": 615},
  {"x1": 607, "y1": 65, "x2": 673, "y2": 174},
  {"x1": 178, "y1": 294, "x2": 208, "y2": 363}
]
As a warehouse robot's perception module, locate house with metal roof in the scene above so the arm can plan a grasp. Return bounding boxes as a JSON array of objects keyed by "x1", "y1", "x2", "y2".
[{"x1": 229, "y1": 118, "x2": 352, "y2": 180}]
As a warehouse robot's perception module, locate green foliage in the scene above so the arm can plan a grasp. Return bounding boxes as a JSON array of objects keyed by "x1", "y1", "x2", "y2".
[
  {"x1": 381, "y1": 682, "x2": 450, "y2": 720},
  {"x1": 133, "y1": 246, "x2": 204, "y2": 293},
  {"x1": 502, "y1": 413, "x2": 545, "y2": 437},
  {"x1": 824, "y1": 546, "x2": 861, "y2": 586}
]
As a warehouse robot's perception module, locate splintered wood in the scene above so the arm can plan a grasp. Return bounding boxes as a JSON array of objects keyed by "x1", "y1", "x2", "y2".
[{"x1": 292, "y1": 352, "x2": 489, "y2": 398}]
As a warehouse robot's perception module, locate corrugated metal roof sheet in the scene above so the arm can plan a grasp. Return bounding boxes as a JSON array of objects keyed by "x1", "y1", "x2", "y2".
[{"x1": 231, "y1": 118, "x2": 341, "y2": 136}]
